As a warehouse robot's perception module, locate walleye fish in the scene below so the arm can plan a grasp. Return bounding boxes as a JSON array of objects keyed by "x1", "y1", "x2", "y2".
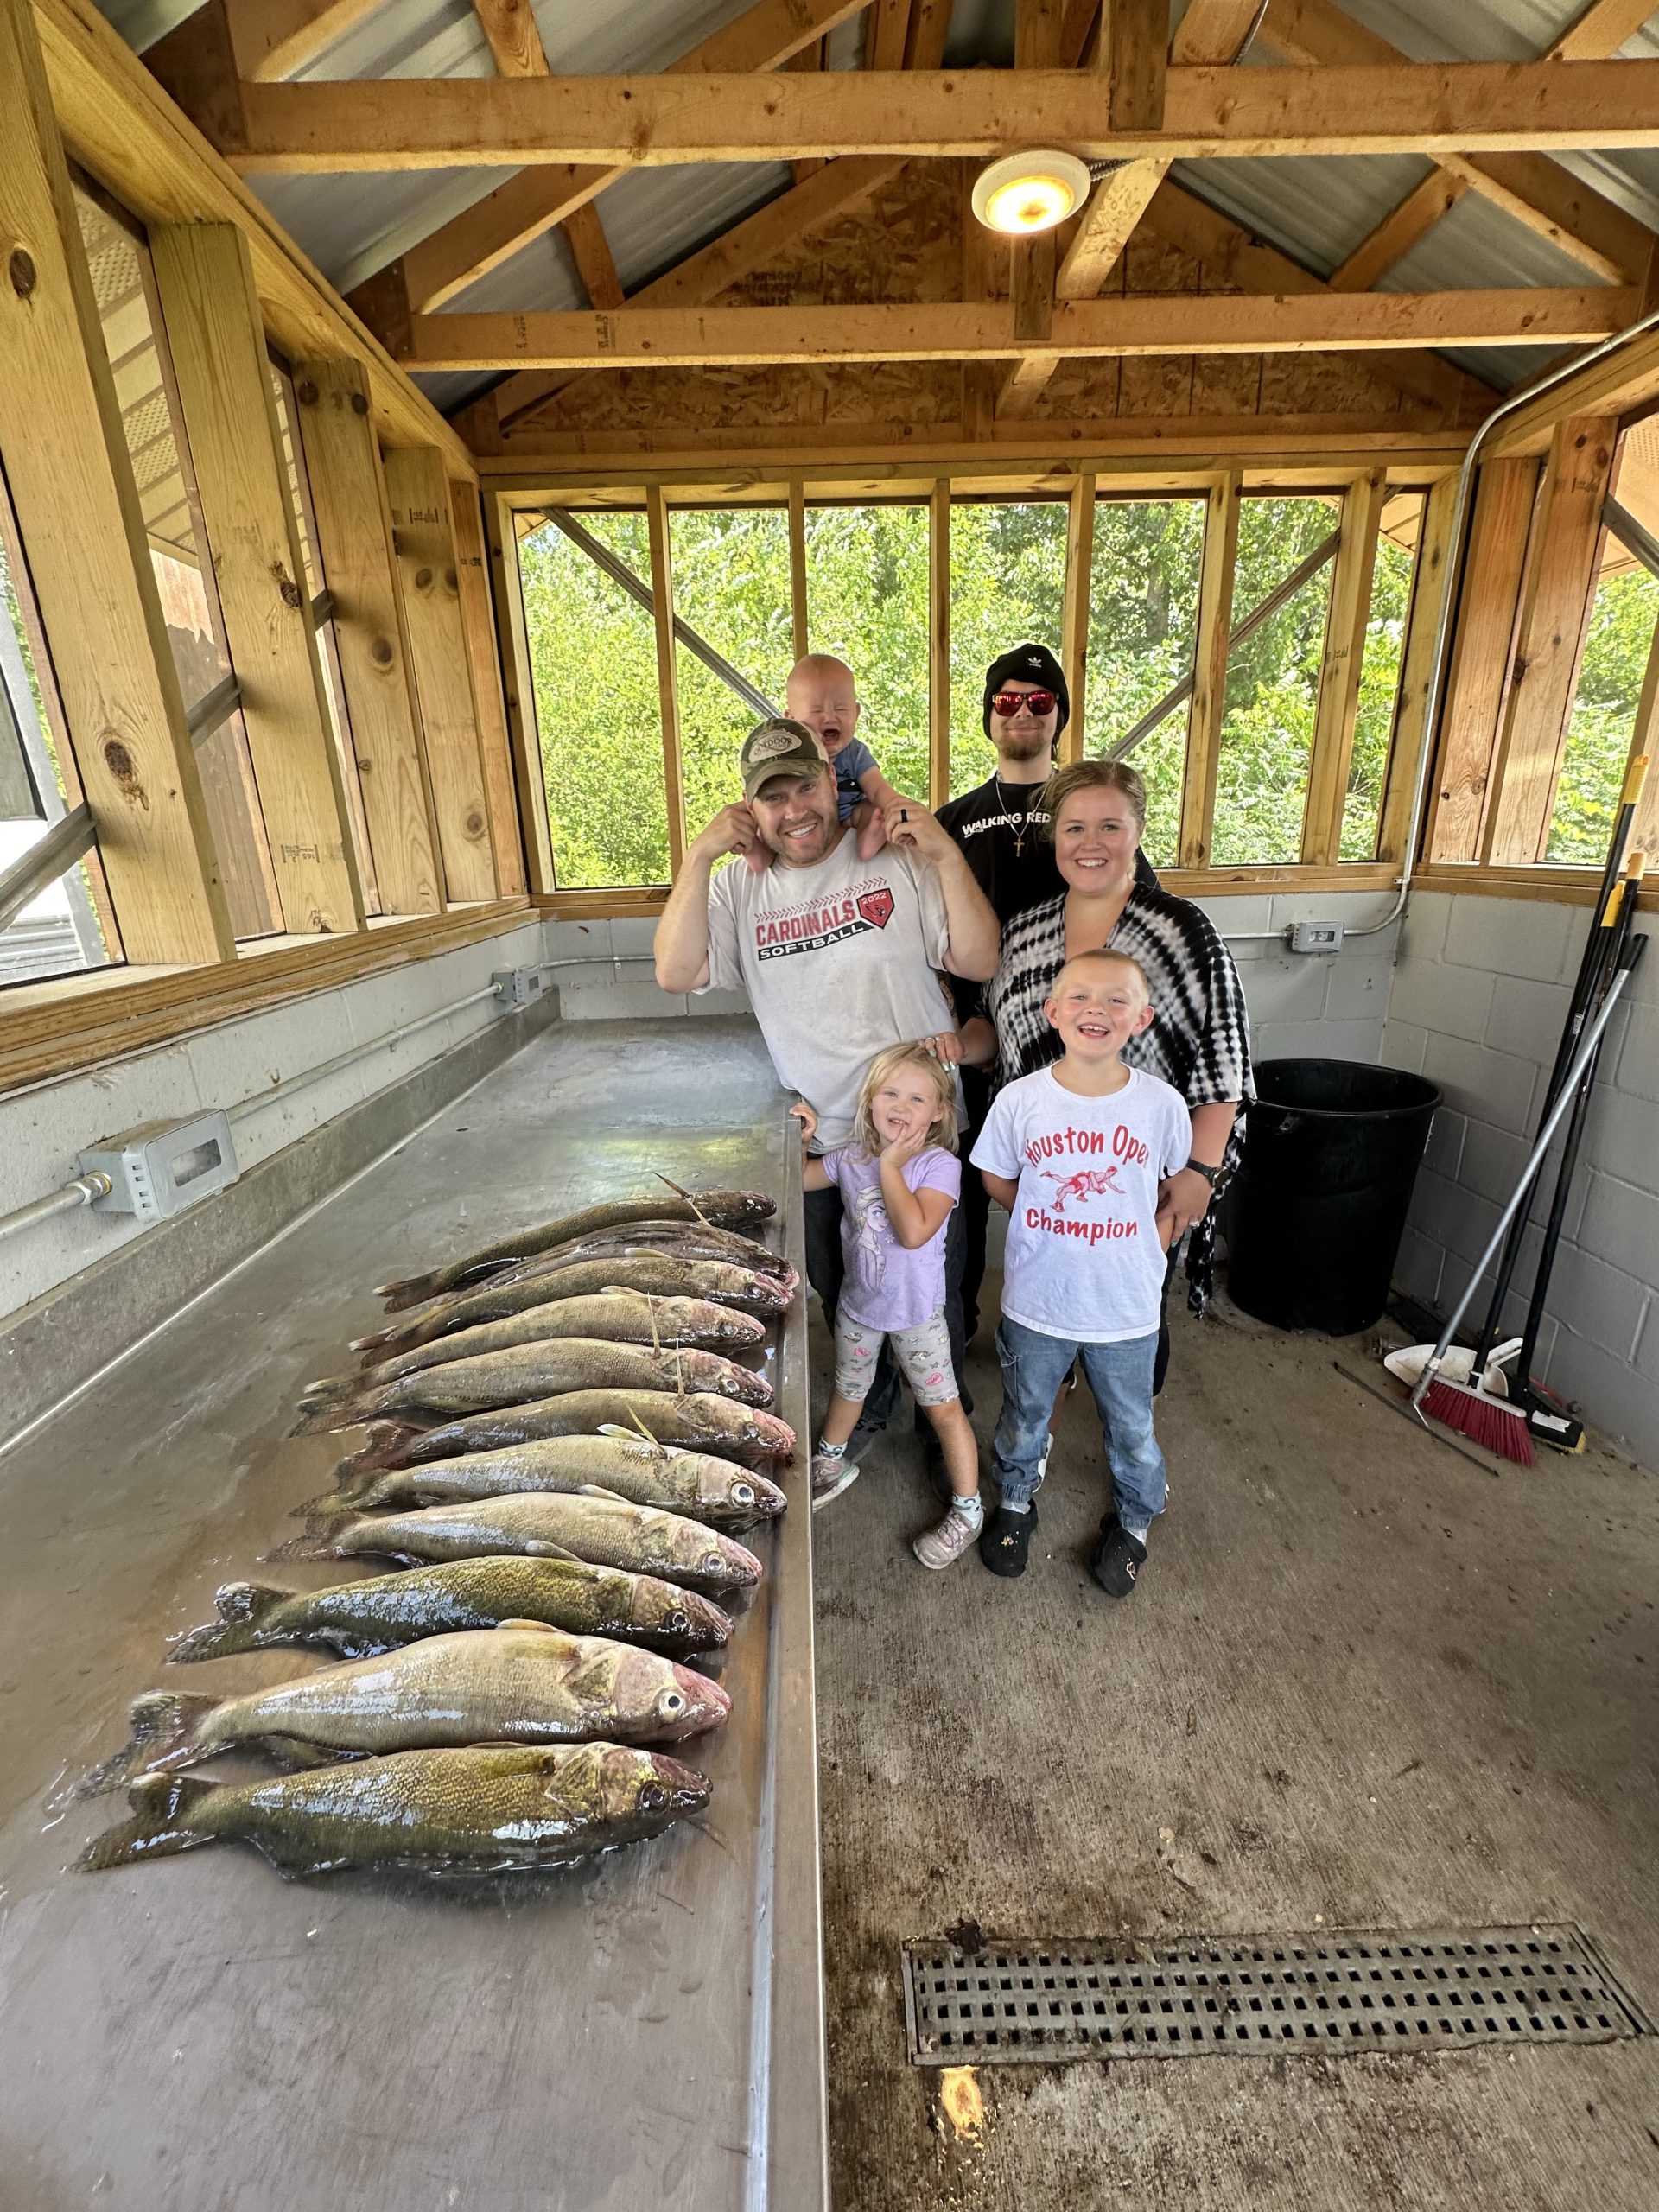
[
  {"x1": 79, "y1": 1742, "x2": 709, "y2": 1878},
  {"x1": 490, "y1": 1222, "x2": 794, "y2": 1294},
  {"x1": 353, "y1": 1255, "x2": 789, "y2": 1360},
  {"x1": 168, "y1": 1557, "x2": 731, "y2": 1663},
  {"x1": 377, "y1": 1186, "x2": 777, "y2": 1310},
  {"x1": 83, "y1": 1625, "x2": 728, "y2": 1795},
  {"x1": 334, "y1": 1296, "x2": 766, "y2": 1394},
  {"x1": 270, "y1": 1487, "x2": 765, "y2": 1597},
  {"x1": 335, "y1": 1389, "x2": 797, "y2": 1475},
  {"x1": 293, "y1": 1337, "x2": 772, "y2": 1435},
  {"x1": 323, "y1": 1433, "x2": 785, "y2": 1529}
]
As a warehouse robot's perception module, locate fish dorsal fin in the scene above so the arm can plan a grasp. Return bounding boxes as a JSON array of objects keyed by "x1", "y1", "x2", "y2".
[
  {"x1": 499, "y1": 1618, "x2": 561, "y2": 1635},
  {"x1": 600, "y1": 1412, "x2": 665, "y2": 1455},
  {"x1": 524, "y1": 1541, "x2": 582, "y2": 1560},
  {"x1": 577, "y1": 1484, "x2": 634, "y2": 1506}
]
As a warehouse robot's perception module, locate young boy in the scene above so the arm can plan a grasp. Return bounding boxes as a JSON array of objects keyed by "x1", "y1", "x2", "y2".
[
  {"x1": 969, "y1": 949, "x2": 1190, "y2": 1594},
  {"x1": 742, "y1": 655, "x2": 902, "y2": 872}
]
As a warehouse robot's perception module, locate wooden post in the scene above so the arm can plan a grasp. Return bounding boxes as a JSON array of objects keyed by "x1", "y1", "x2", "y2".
[
  {"x1": 0, "y1": 0, "x2": 232, "y2": 964},
  {"x1": 1425, "y1": 457, "x2": 1541, "y2": 863},
  {"x1": 382, "y1": 446, "x2": 499, "y2": 902},
  {"x1": 787, "y1": 477, "x2": 810, "y2": 663},
  {"x1": 1179, "y1": 473, "x2": 1240, "y2": 869},
  {"x1": 149, "y1": 222, "x2": 364, "y2": 937},
  {"x1": 1484, "y1": 416, "x2": 1615, "y2": 865},
  {"x1": 1376, "y1": 472, "x2": 1459, "y2": 867},
  {"x1": 1060, "y1": 474, "x2": 1096, "y2": 764},
  {"x1": 645, "y1": 484, "x2": 687, "y2": 874},
  {"x1": 1301, "y1": 469, "x2": 1386, "y2": 864},
  {"x1": 929, "y1": 479, "x2": 950, "y2": 807},
  {"x1": 486, "y1": 499, "x2": 557, "y2": 894},
  {"x1": 1624, "y1": 620, "x2": 1659, "y2": 868},
  {"x1": 291, "y1": 359, "x2": 442, "y2": 917},
  {"x1": 450, "y1": 477, "x2": 528, "y2": 895}
]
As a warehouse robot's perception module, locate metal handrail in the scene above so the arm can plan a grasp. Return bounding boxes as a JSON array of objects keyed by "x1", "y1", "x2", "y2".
[
  {"x1": 0, "y1": 803, "x2": 96, "y2": 936},
  {"x1": 542, "y1": 508, "x2": 780, "y2": 721}
]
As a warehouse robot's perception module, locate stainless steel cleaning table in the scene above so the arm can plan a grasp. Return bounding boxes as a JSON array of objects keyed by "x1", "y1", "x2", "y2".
[{"x1": 0, "y1": 1018, "x2": 825, "y2": 2212}]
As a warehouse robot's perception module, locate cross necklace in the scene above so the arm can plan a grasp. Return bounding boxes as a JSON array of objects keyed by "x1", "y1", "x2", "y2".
[{"x1": 995, "y1": 779, "x2": 1033, "y2": 859}]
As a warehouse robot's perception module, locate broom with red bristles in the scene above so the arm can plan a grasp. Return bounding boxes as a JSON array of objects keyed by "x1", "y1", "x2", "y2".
[{"x1": 1411, "y1": 921, "x2": 1646, "y2": 1459}]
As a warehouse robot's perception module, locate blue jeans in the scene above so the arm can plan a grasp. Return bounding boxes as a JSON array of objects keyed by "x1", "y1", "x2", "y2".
[{"x1": 991, "y1": 1318, "x2": 1166, "y2": 1532}]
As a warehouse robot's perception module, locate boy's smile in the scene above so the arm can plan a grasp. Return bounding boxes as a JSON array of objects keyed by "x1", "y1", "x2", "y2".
[{"x1": 1045, "y1": 961, "x2": 1154, "y2": 1065}]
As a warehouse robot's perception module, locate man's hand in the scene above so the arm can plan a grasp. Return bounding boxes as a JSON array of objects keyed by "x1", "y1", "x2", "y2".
[
  {"x1": 880, "y1": 796, "x2": 950, "y2": 860},
  {"x1": 1155, "y1": 1167, "x2": 1215, "y2": 1249},
  {"x1": 690, "y1": 802, "x2": 761, "y2": 865}
]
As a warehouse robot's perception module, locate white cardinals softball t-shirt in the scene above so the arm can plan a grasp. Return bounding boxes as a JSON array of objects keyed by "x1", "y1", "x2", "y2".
[
  {"x1": 702, "y1": 834, "x2": 957, "y2": 1149},
  {"x1": 970, "y1": 1066, "x2": 1190, "y2": 1342}
]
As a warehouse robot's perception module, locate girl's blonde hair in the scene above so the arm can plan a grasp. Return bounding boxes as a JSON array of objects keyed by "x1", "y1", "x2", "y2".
[{"x1": 851, "y1": 1042, "x2": 960, "y2": 1157}]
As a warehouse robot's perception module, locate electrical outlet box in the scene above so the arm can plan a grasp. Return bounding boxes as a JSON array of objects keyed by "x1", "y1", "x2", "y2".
[
  {"x1": 493, "y1": 966, "x2": 548, "y2": 1007},
  {"x1": 77, "y1": 1110, "x2": 238, "y2": 1223},
  {"x1": 1287, "y1": 919, "x2": 1344, "y2": 955}
]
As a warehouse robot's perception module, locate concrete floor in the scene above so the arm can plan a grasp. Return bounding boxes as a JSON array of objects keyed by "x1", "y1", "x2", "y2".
[{"x1": 811, "y1": 1282, "x2": 1659, "y2": 2211}]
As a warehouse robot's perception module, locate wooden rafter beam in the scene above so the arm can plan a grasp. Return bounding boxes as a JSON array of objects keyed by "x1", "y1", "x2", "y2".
[
  {"x1": 474, "y1": 154, "x2": 908, "y2": 439},
  {"x1": 226, "y1": 62, "x2": 1659, "y2": 174},
  {"x1": 1327, "y1": 171, "x2": 1470, "y2": 292},
  {"x1": 223, "y1": 0, "x2": 381, "y2": 83},
  {"x1": 340, "y1": 0, "x2": 866, "y2": 325},
  {"x1": 1548, "y1": 0, "x2": 1659, "y2": 61},
  {"x1": 408, "y1": 287, "x2": 1637, "y2": 372},
  {"x1": 467, "y1": 0, "x2": 548, "y2": 79},
  {"x1": 1256, "y1": 0, "x2": 1655, "y2": 283}
]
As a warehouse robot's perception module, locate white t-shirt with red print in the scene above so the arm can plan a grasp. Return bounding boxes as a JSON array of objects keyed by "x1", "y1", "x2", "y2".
[{"x1": 970, "y1": 1065, "x2": 1189, "y2": 1343}]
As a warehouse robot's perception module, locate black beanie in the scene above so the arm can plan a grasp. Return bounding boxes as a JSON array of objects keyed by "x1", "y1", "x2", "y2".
[{"x1": 982, "y1": 643, "x2": 1070, "y2": 736}]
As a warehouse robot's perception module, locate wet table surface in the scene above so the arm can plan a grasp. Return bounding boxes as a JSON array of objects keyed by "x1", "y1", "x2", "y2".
[{"x1": 0, "y1": 1018, "x2": 823, "y2": 2212}]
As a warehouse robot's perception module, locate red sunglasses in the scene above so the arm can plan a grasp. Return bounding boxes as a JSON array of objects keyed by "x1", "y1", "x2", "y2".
[{"x1": 991, "y1": 689, "x2": 1058, "y2": 718}]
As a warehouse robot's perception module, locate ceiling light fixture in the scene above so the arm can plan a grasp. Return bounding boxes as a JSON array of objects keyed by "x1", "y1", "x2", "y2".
[{"x1": 970, "y1": 149, "x2": 1092, "y2": 236}]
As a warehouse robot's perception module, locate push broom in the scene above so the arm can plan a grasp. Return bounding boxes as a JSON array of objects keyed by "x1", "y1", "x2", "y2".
[{"x1": 1410, "y1": 931, "x2": 1645, "y2": 1458}]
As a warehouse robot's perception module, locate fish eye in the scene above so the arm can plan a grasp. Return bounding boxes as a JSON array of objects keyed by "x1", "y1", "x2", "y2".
[
  {"x1": 639, "y1": 1784, "x2": 666, "y2": 1813},
  {"x1": 733, "y1": 1483, "x2": 755, "y2": 1505},
  {"x1": 702, "y1": 1553, "x2": 723, "y2": 1573},
  {"x1": 667, "y1": 1611, "x2": 689, "y2": 1632},
  {"x1": 660, "y1": 1689, "x2": 685, "y2": 1715}
]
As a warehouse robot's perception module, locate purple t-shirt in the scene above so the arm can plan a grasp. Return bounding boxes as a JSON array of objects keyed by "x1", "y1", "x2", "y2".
[{"x1": 822, "y1": 1143, "x2": 961, "y2": 1332}]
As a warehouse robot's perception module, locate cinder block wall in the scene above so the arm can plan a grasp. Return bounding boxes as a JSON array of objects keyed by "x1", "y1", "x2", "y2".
[{"x1": 1382, "y1": 893, "x2": 1658, "y2": 1465}]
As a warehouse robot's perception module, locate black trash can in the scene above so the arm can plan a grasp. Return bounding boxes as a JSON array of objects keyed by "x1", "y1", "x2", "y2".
[{"x1": 1228, "y1": 1059, "x2": 1442, "y2": 1335}]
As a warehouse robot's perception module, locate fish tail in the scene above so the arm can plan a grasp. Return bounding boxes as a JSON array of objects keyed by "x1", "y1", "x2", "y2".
[
  {"x1": 79, "y1": 1691, "x2": 221, "y2": 1795},
  {"x1": 288, "y1": 1373, "x2": 379, "y2": 1435},
  {"x1": 165, "y1": 1580, "x2": 289, "y2": 1662},
  {"x1": 331, "y1": 1421, "x2": 415, "y2": 1479},
  {"x1": 78, "y1": 1774, "x2": 219, "y2": 1870},
  {"x1": 375, "y1": 1268, "x2": 442, "y2": 1312},
  {"x1": 262, "y1": 1503, "x2": 353, "y2": 1565},
  {"x1": 348, "y1": 1319, "x2": 416, "y2": 1358}
]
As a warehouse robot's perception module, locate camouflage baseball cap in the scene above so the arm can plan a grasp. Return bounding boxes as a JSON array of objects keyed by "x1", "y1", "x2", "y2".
[{"x1": 739, "y1": 717, "x2": 830, "y2": 801}]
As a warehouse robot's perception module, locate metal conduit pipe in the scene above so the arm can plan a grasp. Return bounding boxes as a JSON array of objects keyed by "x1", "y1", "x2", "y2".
[{"x1": 0, "y1": 1173, "x2": 112, "y2": 1248}]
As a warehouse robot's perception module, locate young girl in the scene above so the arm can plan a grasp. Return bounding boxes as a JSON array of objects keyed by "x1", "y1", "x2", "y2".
[{"x1": 793, "y1": 1043, "x2": 983, "y2": 1569}]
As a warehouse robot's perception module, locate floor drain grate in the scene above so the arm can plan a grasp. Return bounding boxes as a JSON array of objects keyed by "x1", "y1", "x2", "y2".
[{"x1": 901, "y1": 1925, "x2": 1649, "y2": 2067}]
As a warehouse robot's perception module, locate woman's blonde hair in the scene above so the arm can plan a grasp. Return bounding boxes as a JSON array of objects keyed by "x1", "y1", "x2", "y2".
[
  {"x1": 851, "y1": 1042, "x2": 960, "y2": 1157},
  {"x1": 1039, "y1": 758, "x2": 1147, "y2": 839}
]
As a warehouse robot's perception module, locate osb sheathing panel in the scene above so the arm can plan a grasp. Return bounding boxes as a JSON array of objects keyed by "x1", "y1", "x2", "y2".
[{"x1": 722, "y1": 162, "x2": 961, "y2": 307}]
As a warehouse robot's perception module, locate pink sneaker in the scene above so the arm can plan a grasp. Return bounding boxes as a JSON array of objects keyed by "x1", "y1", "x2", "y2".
[
  {"x1": 811, "y1": 1452, "x2": 860, "y2": 1510},
  {"x1": 912, "y1": 1503, "x2": 982, "y2": 1569}
]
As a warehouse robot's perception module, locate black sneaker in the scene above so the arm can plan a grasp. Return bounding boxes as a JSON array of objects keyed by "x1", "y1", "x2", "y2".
[
  {"x1": 1090, "y1": 1519, "x2": 1147, "y2": 1599},
  {"x1": 980, "y1": 1501, "x2": 1038, "y2": 1578}
]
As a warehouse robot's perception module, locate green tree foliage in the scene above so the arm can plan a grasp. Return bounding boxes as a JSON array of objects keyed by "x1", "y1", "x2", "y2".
[
  {"x1": 518, "y1": 489, "x2": 1659, "y2": 893},
  {"x1": 1547, "y1": 564, "x2": 1659, "y2": 864}
]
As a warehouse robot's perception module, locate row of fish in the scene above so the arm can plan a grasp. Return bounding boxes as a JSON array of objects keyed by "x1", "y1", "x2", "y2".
[{"x1": 79, "y1": 1185, "x2": 797, "y2": 1878}]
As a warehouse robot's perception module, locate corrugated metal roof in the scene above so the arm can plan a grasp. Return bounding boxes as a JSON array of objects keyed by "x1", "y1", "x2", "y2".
[{"x1": 86, "y1": 0, "x2": 1659, "y2": 417}]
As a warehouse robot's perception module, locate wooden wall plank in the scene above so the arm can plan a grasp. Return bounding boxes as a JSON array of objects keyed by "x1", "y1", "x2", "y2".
[
  {"x1": 1302, "y1": 468, "x2": 1386, "y2": 864},
  {"x1": 487, "y1": 500, "x2": 556, "y2": 894},
  {"x1": 1179, "y1": 472, "x2": 1240, "y2": 867},
  {"x1": 788, "y1": 477, "x2": 810, "y2": 661},
  {"x1": 1484, "y1": 416, "x2": 1616, "y2": 864},
  {"x1": 929, "y1": 479, "x2": 950, "y2": 806},
  {"x1": 292, "y1": 358, "x2": 443, "y2": 917},
  {"x1": 149, "y1": 220, "x2": 363, "y2": 936},
  {"x1": 1376, "y1": 470, "x2": 1458, "y2": 865},
  {"x1": 450, "y1": 479, "x2": 528, "y2": 895},
  {"x1": 645, "y1": 485, "x2": 688, "y2": 873},
  {"x1": 1059, "y1": 473, "x2": 1096, "y2": 764},
  {"x1": 0, "y1": 0, "x2": 232, "y2": 964},
  {"x1": 1426, "y1": 457, "x2": 1541, "y2": 863},
  {"x1": 382, "y1": 446, "x2": 499, "y2": 901}
]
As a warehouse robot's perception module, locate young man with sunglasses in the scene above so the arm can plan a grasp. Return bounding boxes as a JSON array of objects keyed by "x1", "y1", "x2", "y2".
[{"x1": 937, "y1": 646, "x2": 1160, "y2": 1344}]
